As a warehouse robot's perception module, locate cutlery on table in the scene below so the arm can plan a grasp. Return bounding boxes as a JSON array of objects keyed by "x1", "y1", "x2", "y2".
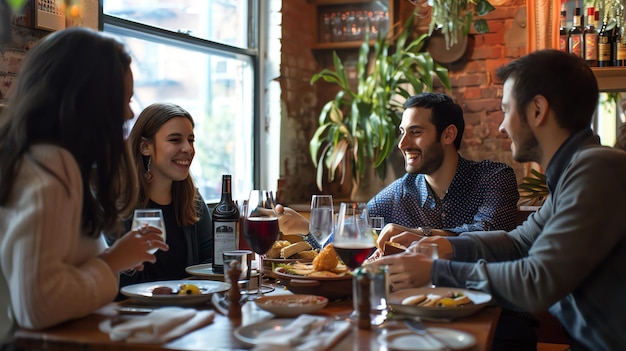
[{"x1": 404, "y1": 318, "x2": 451, "y2": 351}]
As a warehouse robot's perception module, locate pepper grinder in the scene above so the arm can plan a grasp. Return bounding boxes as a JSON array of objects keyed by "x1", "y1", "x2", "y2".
[
  {"x1": 227, "y1": 260, "x2": 242, "y2": 319},
  {"x1": 357, "y1": 273, "x2": 371, "y2": 330}
]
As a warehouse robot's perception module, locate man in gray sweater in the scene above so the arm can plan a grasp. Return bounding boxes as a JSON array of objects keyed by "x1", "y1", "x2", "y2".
[{"x1": 374, "y1": 49, "x2": 626, "y2": 351}]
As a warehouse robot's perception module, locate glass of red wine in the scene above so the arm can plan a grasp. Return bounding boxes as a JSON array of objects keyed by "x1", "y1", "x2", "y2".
[
  {"x1": 333, "y1": 202, "x2": 376, "y2": 270},
  {"x1": 242, "y1": 190, "x2": 280, "y2": 299}
]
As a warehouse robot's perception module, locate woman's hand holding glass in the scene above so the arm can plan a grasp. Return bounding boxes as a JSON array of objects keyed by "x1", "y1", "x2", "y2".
[{"x1": 99, "y1": 226, "x2": 168, "y2": 274}]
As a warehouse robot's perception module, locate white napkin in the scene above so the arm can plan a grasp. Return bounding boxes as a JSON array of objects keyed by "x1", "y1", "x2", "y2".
[
  {"x1": 252, "y1": 315, "x2": 351, "y2": 351},
  {"x1": 105, "y1": 307, "x2": 214, "y2": 343}
]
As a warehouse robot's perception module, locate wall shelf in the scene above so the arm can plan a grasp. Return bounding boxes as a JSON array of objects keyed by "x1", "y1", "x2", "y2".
[{"x1": 592, "y1": 67, "x2": 626, "y2": 92}]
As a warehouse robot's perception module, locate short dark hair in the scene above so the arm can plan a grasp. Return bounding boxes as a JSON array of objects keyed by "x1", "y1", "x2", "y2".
[
  {"x1": 495, "y1": 49, "x2": 598, "y2": 131},
  {"x1": 403, "y1": 93, "x2": 465, "y2": 149}
]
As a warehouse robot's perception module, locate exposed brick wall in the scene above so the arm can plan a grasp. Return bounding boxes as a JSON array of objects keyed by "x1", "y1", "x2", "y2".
[{"x1": 279, "y1": 0, "x2": 528, "y2": 203}]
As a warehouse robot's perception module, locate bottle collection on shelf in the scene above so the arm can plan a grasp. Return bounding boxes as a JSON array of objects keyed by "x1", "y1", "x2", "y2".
[{"x1": 559, "y1": 0, "x2": 626, "y2": 67}]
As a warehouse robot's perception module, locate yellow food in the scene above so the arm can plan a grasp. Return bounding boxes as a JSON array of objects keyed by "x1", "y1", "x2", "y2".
[
  {"x1": 266, "y1": 240, "x2": 291, "y2": 258},
  {"x1": 296, "y1": 250, "x2": 318, "y2": 260},
  {"x1": 401, "y1": 294, "x2": 426, "y2": 305},
  {"x1": 313, "y1": 244, "x2": 339, "y2": 271},
  {"x1": 280, "y1": 241, "x2": 312, "y2": 258},
  {"x1": 178, "y1": 283, "x2": 201, "y2": 295},
  {"x1": 437, "y1": 297, "x2": 457, "y2": 307}
]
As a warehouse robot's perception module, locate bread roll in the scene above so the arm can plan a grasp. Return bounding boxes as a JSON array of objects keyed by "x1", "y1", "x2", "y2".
[
  {"x1": 401, "y1": 294, "x2": 427, "y2": 305},
  {"x1": 383, "y1": 241, "x2": 407, "y2": 256}
]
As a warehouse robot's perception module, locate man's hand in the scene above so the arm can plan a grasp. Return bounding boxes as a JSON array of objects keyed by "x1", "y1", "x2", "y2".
[{"x1": 275, "y1": 204, "x2": 310, "y2": 235}]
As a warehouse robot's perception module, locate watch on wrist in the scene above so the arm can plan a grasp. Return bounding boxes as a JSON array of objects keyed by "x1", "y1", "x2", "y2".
[{"x1": 419, "y1": 226, "x2": 433, "y2": 236}]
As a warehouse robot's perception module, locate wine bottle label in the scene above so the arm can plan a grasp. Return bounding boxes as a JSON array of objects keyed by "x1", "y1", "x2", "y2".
[
  {"x1": 569, "y1": 35, "x2": 583, "y2": 57},
  {"x1": 214, "y1": 221, "x2": 237, "y2": 267},
  {"x1": 598, "y1": 42, "x2": 611, "y2": 61},
  {"x1": 617, "y1": 43, "x2": 626, "y2": 60},
  {"x1": 559, "y1": 35, "x2": 568, "y2": 52},
  {"x1": 585, "y1": 35, "x2": 598, "y2": 60}
]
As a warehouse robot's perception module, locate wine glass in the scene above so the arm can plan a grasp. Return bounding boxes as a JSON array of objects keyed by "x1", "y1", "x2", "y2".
[
  {"x1": 309, "y1": 195, "x2": 334, "y2": 246},
  {"x1": 132, "y1": 209, "x2": 166, "y2": 254},
  {"x1": 333, "y1": 202, "x2": 375, "y2": 270},
  {"x1": 242, "y1": 190, "x2": 280, "y2": 299}
]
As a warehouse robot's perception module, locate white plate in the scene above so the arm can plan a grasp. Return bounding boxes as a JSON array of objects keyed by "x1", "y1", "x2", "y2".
[
  {"x1": 254, "y1": 294, "x2": 328, "y2": 317},
  {"x1": 378, "y1": 328, "x2": 476, "y2": 350},
  {"x1": 120, "y1": 280, "x2": 230, "y2": 306},
  {"x1": 388, "y1": 287, "x2": 491, "y2": 321},
  {"x1": 185, "y1": 263, "x2": 260, "y2": 281},
  {"x1": 234, "y1": 318, "x2": 295, "y2": 345}
]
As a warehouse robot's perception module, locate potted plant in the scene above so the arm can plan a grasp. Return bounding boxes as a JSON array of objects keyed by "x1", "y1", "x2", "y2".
[
  {"x1": 309, "y1": 12, "x2": 450, "y2": 199},
  {"x1": 410, "y1": 0, "x2": 495, "y2": 50},
  {"x1": 518, "y1": 168, "x2": 548, "y2": 207}
]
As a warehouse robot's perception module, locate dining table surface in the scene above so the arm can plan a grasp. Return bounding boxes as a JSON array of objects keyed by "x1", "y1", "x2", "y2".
[{"x1": 14, "y1": 279, "x2": 502, "y2": 351}]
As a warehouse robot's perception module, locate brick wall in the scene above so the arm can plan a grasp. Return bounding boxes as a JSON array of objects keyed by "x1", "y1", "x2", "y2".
[{"x1": 279, "y1": 0, "x2": 528, "y2": 203}]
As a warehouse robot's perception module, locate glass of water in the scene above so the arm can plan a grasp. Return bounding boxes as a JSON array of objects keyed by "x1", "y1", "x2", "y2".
[
  {"x1": 132, "y1": 209, "x2": 166, "y2": 254},
  {"x1": 309, "y1": 195, "x2": 334, "y2": 245}
]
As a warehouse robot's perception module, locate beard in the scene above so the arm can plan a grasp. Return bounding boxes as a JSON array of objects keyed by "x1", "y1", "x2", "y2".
[
  {"x1": 405, "y1": 142, "x2": 445, "y2": 175},
  {"x1": 512, "y1": 119, "x2": 542, "y2": 164}
]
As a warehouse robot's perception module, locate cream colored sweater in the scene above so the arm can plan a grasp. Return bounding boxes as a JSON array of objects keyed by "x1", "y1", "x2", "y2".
[{"x1": 0, "y1": 144, "x2": 117, "y2": 344}]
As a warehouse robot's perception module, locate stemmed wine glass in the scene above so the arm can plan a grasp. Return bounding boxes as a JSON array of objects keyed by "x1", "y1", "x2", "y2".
[
  {"x1": 132, "y1": 209, "x2": 166, "y2": 254},
  {"x1": 309, "y1": 194, "x2": 334, "y2": 246},
  {"x1": 242, "y1": 190, "x2": 281, "y2": 299},
  {"x1": 333, "y1": 202, "x2": 376, "y2": 270}
]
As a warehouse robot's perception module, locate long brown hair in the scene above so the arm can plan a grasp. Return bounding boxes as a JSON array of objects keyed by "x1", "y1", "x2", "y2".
[
  {"x1": 128, "y1": 102, "x2": 200, "y2": 226},
  {"x1": 0, "y1": 27, "x2": 138, "y2": 237}
]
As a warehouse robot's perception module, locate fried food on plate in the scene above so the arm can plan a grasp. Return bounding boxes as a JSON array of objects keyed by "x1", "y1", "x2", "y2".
[{"x1": 313, "y1": 244, "x2": 339, "y2": 271}]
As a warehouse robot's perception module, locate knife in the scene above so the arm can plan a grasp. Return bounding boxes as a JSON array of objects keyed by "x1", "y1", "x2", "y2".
[{"x1": 404, "y1": 319, "x2": 450, "y2": 351}]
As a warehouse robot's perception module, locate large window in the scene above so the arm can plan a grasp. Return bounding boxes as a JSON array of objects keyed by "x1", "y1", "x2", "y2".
[{"x1": 102, "y1": 0, "x2": 257, "y2": 203}]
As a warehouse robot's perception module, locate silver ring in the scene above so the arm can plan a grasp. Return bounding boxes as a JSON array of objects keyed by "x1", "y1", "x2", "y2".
[{"x1": 147, "y1": 240, "x2": 152, "y2": 248}]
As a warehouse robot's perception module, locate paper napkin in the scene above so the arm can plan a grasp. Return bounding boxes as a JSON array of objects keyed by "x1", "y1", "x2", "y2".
[
  {"x1": 252, "y1": 315, "x2": 351, "y2": 351},
  {"x1": 106, "y1": 307, "x2": 214, "y2": 343}
]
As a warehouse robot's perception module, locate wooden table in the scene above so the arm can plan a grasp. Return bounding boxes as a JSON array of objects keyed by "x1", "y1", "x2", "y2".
[{"x1": 15, "y1": 292, "x2": 501, "y2": 351}]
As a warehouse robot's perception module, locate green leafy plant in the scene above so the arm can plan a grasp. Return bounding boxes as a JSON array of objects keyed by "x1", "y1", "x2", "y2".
[
  {"x1": 427, "y1": 0, "x2": 496, "y2": 49},
  {"x1": 518, "y1": 168, "x2": 548, "y2": 206},
  {"x1": 309, "y1": 12, "x2": 450, "y2": 191}
]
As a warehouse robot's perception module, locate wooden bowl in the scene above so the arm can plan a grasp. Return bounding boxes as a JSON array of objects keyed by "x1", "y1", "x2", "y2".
[{"x1": 273, "y1": 267, "x2": 352, "y2": 301}]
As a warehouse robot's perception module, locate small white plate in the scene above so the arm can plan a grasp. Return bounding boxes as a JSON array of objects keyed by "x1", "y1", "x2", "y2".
[
  {"x1": 234, "y1": 318, "x2": 295, "y2": 345},
  {"x1": 254, "y1": 294, "x2": 328, "y2": 317},
  {"x1": 388, "y1": 287, "x2": 492, "y2": 320},
  {"x1": 120, "y1": 280, "x2": 230, "y2": 306},
  {"x1": 378, "y1": 328, "x2": 476, "y2": 350}
]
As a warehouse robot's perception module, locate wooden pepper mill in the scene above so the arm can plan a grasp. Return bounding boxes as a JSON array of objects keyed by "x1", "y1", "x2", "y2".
[
  {"x1": 227, "y1": 260, "x2": 242, "y2": 319},
  {"x1": 356, "y1": 273, "x2": 371, "y2": 330}
]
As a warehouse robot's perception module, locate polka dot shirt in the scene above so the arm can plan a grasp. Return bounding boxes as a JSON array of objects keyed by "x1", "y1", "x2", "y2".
[{"x1": 367, "y1": 156, "x2": 519, "y2": 234}]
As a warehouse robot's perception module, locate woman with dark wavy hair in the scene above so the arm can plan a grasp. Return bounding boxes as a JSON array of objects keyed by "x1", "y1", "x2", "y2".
[
  {"x1": 111, "y1": 102, "x2": 212, "y2": 292},
  {"x1": 0, "y1": 28, "x2": 167, "y2": 347}
]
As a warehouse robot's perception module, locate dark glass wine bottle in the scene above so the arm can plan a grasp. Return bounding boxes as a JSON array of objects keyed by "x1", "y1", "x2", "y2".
[
  {"x1": 559, "y1": 2, "x2": 568, "y2": 52},
  {"x1": 613, "y1": 1, "x2": 625, "y2": 66},
  {"x1": 569, "y1": 7, "x2": 584, "y2": 58},
  {"x1": 584, "y1": 7, "x2": 598, "y2": 66},
  {"x1": 212, "y1": 174, "x2": 239, "y2": 274},
  {"x1": 598, "y1": 12, "x2": 614, "y2": 67}
]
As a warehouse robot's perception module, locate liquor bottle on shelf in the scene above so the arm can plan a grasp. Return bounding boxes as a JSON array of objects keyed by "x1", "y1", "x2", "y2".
[
  {"x1": 613, "y1": 0, "x2": 626, "y2": 66},
  {"x1": 559, "y1": 0, "x2": 568, "y2": 52},
  {"x1": 569, "y1": 6, "x2": 584, "y2": 58},
  {"x1": 598, "y1": 11, "x2": 614, "y2": 67},
  {"x1": 212, "y1": 174, "x2": 239, "y2": 274},
  {"x1": 584, "y1": 7, "x2": 598, "y2": 66}
]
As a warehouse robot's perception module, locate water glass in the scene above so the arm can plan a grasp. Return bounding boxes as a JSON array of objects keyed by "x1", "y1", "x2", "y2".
[
  {"x1": 132, "y1": 209, "x2": 166, "y2": 254},
  {"x1": 417, "y1": 242, "x2": 439, "y2": 287},
  {"x1": 309, "y1": 195, "x2": 334, "y2": 245},
  {"x1": 223, "y1": 250, "x2": 252, "y2": 285}
]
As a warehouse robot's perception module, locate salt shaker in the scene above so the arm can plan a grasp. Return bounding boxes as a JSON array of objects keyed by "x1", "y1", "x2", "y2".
[{"x1": 227, "y1": 260, "x2": 242, "y2": 319}]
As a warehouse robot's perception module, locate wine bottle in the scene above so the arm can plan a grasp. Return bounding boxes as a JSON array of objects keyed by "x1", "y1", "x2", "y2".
[
  {"x1": 212, "y1": 174, "x2": 239, "y2": 274},
  {"x1": 598, "y1": 11, "x2": 613, "y2": 67},
  {"x1": 559, "y1": 1, "x2": 568, "y2": 52},
  {"x1": 569, "y1": 7, "x2": 584, "y2": 58},
  {"x1": 613, "y1": 0, "x2": 625, "y2": 66},
  {"x1": 584, "y1": 7, "x2": 598, "y2": 66}
]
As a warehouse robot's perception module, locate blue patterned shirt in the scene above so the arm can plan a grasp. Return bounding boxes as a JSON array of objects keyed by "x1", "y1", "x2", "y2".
[{"x1": 367, "y1": 156, "x2": 519, "y2": 234}]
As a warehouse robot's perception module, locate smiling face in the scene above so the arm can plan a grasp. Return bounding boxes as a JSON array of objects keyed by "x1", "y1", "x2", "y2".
[
  {"x1": 499, "y1": 78, "x2": 541, "y2": 164},
  {"x1": 398, "y1": 107, "x2": 445, "y2": 175},
  {"x1": 143, "y1": 116, "x2": 195, "y2": 183}
]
